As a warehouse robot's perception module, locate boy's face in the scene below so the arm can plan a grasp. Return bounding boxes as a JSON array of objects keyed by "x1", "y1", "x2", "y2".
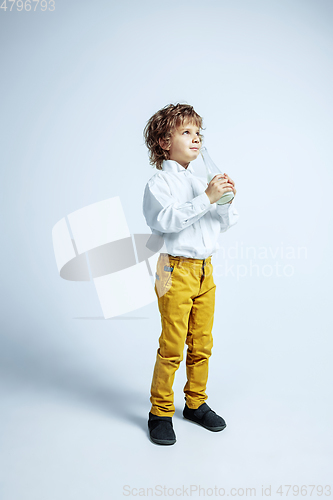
[{"x1": 159, "y1": 120, "x2": 201, "y2": 169}]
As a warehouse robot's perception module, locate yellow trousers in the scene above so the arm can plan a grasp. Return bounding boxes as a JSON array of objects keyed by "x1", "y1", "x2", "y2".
[{"x1": 150, "y1": 253, "x2": 216, "y2": 417}]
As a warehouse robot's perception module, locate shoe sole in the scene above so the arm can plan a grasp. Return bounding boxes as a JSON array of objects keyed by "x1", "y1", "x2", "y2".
[
  {"x1": 183, "y1": 415, "x2": 227, "y2": 432},
  {"x1": 149, "y1": 435, "x2": 176, "y2": 445}
]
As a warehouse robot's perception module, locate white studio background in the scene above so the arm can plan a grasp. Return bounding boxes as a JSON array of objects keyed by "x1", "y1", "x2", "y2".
[{"x1": 1, "y1": 0, "x2": 332, "y2": 499}]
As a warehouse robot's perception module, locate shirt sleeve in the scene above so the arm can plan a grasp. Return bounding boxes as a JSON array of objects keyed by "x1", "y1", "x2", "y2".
[
  {"x1": 143, "y1": 176, "x2": 212, "y2": 233},
  {"x1": 211, "y1": 201, "x2": 240, "y2": 233}
]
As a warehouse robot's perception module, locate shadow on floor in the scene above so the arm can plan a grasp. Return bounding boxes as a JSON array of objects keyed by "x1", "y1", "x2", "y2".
[{"x1": 0, "y1": 335, "x2": 149, "y2": 433}]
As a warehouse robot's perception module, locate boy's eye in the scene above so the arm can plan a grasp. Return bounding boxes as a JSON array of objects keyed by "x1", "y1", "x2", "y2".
[{"x1": 182, "y1": 130, "x2": 200, "y2": 135}]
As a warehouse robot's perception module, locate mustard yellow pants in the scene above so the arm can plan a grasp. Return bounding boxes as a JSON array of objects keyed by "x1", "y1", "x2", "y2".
[{"x1": 150, "y1": 253, "x2": 216, "y2": 417}]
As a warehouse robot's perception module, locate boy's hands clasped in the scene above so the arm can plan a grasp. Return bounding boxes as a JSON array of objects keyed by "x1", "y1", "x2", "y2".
[{"x1": 205, "y1": 173, "x2": 237, "y2": 204}]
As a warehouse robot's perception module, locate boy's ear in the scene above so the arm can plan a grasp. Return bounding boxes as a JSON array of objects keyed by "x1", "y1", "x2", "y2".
[{"x1": 159, "y1": 137, "x2": 169, "y2": 150}]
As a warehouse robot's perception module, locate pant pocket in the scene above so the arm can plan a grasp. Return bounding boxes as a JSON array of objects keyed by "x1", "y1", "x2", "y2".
[{"x1": 155, "y1": 264, "x2": 174, "y2": 298}]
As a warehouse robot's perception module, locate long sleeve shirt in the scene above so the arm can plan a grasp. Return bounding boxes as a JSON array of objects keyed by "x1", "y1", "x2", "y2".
[{"x1": 142, "y1": 159, "x2": 239, "y2": 259}]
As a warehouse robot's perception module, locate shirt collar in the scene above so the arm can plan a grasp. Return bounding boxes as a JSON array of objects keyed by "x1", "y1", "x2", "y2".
[{"x1": 162, "y1": 159, "x2": 194, "y2": 174}]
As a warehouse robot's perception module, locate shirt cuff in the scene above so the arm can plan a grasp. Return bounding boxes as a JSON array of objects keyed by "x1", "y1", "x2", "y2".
[{"x1": 216, "y1": 202, "x2": 232, "y2": 214}]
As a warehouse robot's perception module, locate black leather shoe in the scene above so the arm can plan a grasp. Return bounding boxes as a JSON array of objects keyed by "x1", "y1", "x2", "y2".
[
  {"x1": 148, "y1": 412, "x2": 177, "y2": 445},
  {"x1": 183, "y1": 403, "x2": 226, "y2": 432}
]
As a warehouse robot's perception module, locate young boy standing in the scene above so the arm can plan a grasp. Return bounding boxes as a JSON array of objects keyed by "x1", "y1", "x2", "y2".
[{"x1": 142, "y1": 103, "x2": 239, "y2": 445}]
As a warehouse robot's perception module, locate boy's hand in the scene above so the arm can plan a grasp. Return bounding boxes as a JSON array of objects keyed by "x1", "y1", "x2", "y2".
[
  {"x1": 205, "y1": 173, "x2": 237, "y2": 204},
  {"x1": 223, "y1": 173, "x2": 237, "y2": 203}
]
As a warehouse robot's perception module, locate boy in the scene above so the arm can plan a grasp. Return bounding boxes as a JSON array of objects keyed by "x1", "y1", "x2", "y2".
[{"x1": 142, "y1": 103, "x2": 239, "y2": 445}]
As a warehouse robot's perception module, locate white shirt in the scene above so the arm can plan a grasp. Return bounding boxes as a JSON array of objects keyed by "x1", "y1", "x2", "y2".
[{"x1": 142, "y1": 159, "x2": 239, "y2": 259}]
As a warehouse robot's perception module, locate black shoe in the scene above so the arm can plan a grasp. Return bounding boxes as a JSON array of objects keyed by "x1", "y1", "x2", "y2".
[
  {"x1": 148, "y1": 412, "x2": 177, "y2": 445},
  {"x1": 183, "y1": 403, "x2": 226, "y2": 432}
]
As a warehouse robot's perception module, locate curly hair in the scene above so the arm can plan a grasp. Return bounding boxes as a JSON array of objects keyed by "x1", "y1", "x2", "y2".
[{"x1": 143, "y1": 103, "x2": 204, "y2": 170}]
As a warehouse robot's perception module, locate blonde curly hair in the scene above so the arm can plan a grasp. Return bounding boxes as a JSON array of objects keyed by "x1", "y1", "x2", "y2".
[{"x1": 143, "y1": 103, "x2": 204, "y2": 170}]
